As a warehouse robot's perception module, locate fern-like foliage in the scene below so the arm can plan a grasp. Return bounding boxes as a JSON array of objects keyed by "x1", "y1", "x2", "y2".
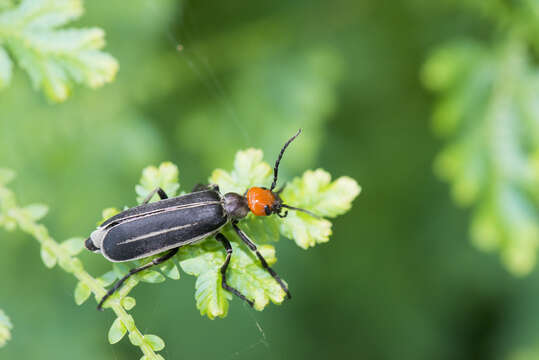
[
  {"x1": 0, "y1": 0, "x2": 118, "y2": 102},
  {"x1": 422, "y1": 2, "x2": 539, "y2": 275},
  {"x1": 0, "y1": 169, "x2": 164, "y2": 360},
  {"x1": 0, "y1": 309, "x2": 12, "y2": 348},
  {"x1": 0, "y1": 151, "x2": 359, "y2": 356},
  {"x1": 98, "y1": 152, "x2": 360, "y2": 319}
]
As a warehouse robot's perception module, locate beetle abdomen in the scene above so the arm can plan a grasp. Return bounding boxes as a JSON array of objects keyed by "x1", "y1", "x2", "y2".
[{"x1": 100, "y1": 190, "x2": 227, "y2": 262}]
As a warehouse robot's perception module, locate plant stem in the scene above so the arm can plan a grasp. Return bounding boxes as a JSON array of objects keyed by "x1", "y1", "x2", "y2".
[{"x1": 0, "y1": 186, "x2": 162, "y2": 360}]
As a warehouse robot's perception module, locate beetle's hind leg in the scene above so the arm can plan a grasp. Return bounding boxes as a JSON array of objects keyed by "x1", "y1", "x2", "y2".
[
  {"x1": 232, "y1": 221, "x2": 291, "y2": 299},
  {"x1": 97, "y1": 248, "x2": 178, "y2": 311},
  {"x1": 141, "y1": 187, "x2": 169, "y2": 204},
  {"x1": 215, "y1": 233, "x2": 254, "y2": 307}
]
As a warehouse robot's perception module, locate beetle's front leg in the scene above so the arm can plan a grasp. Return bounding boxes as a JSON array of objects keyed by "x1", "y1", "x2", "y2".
[
  {"x1": 231, "y1": 221, "x2": 291, "y2": 299},
  {"x1": 215, "y1": 233, "x2": 254, "y2": 307},
  {"x1": 141, "y1": 187, "x2": 169, "y2": 204}
]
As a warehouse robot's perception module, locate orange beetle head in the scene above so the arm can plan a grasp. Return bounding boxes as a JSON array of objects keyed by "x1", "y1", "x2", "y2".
[
  {"x1": 227, "y1": 129, "x2": 319, "y2": 220},
  {"x1": 246, "y1": 187, "x2": 283, "y2": 216}
]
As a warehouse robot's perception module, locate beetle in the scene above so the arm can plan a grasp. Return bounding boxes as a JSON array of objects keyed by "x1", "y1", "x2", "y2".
[{"x1": 85, "y1": 129, "x2": 317, "y2": 310}]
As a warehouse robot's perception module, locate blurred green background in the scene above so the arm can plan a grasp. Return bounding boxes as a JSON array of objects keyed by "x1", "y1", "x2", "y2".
[{"x1": 1, "y1": 0, "x2": 539, "y2": 359}]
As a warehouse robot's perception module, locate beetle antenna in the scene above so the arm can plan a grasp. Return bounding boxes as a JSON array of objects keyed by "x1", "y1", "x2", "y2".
[
  {"x1": 270, "y1": 129, "x2": 302, "y2": 191},
  {"x1": 281, "y1": 204, "x2": 321, "y2": 219}
]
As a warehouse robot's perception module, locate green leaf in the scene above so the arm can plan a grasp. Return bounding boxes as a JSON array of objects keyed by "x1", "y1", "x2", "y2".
[
  {"x1": 279, "y1": 212, "x2": 332, "y2": 249},
  {"x1": 40, "y1": 244, "x2": 56, "y2": 268},
  {"x1": 0, "y1": 46, "x2": 12, "y2": 89},
  {"x1": 113, "y1": 263, "x2": 130, "y2": 278},
  {"x1": 178, "y1": 241, "x2": 231, "y2": 319},
  {"x1": 240, "y1": 213, "x2": 280, "y2": 244},
  {"x1": 279, "y1": 169, "x2": 360, "y2": 248},
  {"x1": 423, "y1": 37, "x2": 539, "y2": 275},
  {"x1": 61, "y1": 237, "x2": 84, "y2": 256},
  {"x1": 135, "y1": 162, "x2": 180, "y2": 204},
  {"x1": 139, "y1": 270, "x2": 165, "y2": 284},
  {"x1": 178, "y1": 239, "x2": 286, "y2": 318},
  {"x1": 0, "y1": 309, "x2": 12, "y2": 348},
  {"x1": 98, "y1": 270, "x2": 117, "y2": 287},
  {"x1": 74, "y1": 281, "x2": 91, "y2": 305},
  {"x1": 108, "y1": 317, "x2": 127, "y2": 344},
  {"x1": 282, "y1": 169, "x2": 361, "y2": 218},
  {"x1": 128, "y1": 332, "x2": 143, "y2": 346},
  {"x1": 160, "y1": 261, "x2": 180, "y2": 280},
  {"x1": 0, "y1": 0, "x2": 118, "y2": 102},
  {"x1": 210, "y1": 149, "x2": 272, "y2": 194},
  {"x1": 144, "y1": 334, "x2": 165, "y2": 351},
  {"x1": 227, "y1": 243, "x2": 285, "y2": 310},
  {"x1": 182, "y1": 259, "x2": 230, "y2": 319},
  {"x1": 121, "y1": 297, "x2": 136, "y2": 311}
]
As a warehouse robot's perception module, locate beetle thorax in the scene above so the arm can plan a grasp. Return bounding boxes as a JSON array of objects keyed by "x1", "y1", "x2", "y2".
[{"x1": 223, "y1": 192, "x2": 250, "y2": 219}]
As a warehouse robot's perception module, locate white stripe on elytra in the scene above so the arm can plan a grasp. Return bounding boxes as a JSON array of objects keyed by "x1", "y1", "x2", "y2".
[
  {"x1": 102, "y1": 200, "x2": 222, "y2": 229},
  {"x1": 117, "y1": 222, "x2": 199, "y2": 245},
  {"x1": 91, "y1": 200, "x2": 223, "y2": 250},
  {"x1": 101, "y1": 227, "x2": 223, "y2": 263}
]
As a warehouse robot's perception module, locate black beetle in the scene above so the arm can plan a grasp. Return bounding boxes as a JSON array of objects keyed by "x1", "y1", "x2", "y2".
[{"x1": 86, "y1": 129, "x2": 316, "y2": 310}]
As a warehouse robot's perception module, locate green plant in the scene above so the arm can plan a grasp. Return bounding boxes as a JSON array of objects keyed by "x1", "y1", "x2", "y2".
[
  {"x1": 0, "y1": 150, "x2": 360, "y2": 358},
  {"x1": 0, "y1": 309, "x2": 12, "y2": 348},
  {"x1": 0, "y1": 0, "x2": 118, "y2": 102},
  {"x1": 422, "y1": 0, "x2": 539, "y2": 275},
  {"x1": 0, "y1": 168, "x2": 165, "y2": 360}
]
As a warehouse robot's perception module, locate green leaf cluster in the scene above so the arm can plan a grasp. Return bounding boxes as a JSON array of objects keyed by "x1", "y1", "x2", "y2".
[
  {"x1": 178, "y1": 241, "x2": 283, "y2": 318},
  {"x1": 107, "y1": 317, "x2": 164, "y2": 358},
  {"x1": 210, "y1": 149, "x2": 361, "y2": 250},
  {"x1": 279, "y1": 169, "x2": 361, "y2": 248},
  {"x1": 104, "y1": 150, "x2": 359, "y2": 319},
  {"x1": 0, "y1": 147, "x2": 359, "y2": 355},
  {"x1": 0, "y1": 0, "x2": 118, "y2": 102},
  {"x1": 422, "y1": 4, "x2": 539, "y2": 275},
  {"x1": 0, "y1": 169, "x2": 164, "y2": 360},
  {"x1": 0, "y1": 309, "x2": 12, "y2": 348}
]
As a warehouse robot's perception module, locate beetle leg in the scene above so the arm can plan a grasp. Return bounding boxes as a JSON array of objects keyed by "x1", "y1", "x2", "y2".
[
  {"x1": 231, "y1": 221, "x2": 291, "y2": 299},
  {"x1": 97, "y1": 248, "x2": 178, "y2": 311},
  {"x1": 215, "y1": 233, "x2": 254, "y2": 307},
  {"x1": 141, "y1": 187, "x2": 169, "y2": 204}
]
